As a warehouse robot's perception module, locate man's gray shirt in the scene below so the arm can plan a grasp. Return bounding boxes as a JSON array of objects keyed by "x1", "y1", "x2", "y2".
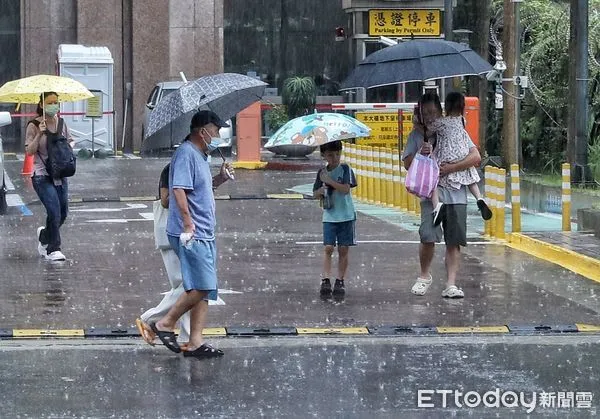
[{"x1": 401, "y1": 129, "x2": 475, "y2": 205}]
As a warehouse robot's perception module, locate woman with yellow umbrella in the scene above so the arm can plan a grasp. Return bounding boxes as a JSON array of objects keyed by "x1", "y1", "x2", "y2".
[{"x1": 0, "y1": 75, "x2": 92, "y2": 261}]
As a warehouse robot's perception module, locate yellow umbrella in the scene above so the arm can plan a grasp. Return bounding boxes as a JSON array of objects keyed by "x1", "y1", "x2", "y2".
[{"x1": 0, "y1": 75, "x2": 94, "y2": 105}]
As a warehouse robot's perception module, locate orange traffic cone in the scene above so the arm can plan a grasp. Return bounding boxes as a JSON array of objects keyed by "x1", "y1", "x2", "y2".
[{"x1": 22, "y1": 153, "x2": 34, "y2": 175}]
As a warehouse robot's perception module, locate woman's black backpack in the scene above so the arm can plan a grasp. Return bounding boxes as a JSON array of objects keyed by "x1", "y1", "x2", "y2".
[{"x1": 30, "y1": 118, "x2": 77, "y2": 179}]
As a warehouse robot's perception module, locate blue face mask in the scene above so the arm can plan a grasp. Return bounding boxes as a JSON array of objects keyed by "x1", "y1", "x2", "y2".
[
  {"x1": 201, "y1": 128, "x2": 223, "y2": 152},
  {"x1": 45, "y1": 104, "x2": 59, "y2": 117},
  {"x1": 206, "y1": 141, "x2": 220, "y2": 153}
]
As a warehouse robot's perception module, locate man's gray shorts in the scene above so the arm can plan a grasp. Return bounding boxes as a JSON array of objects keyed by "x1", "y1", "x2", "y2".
[
  {"x1": 419, "y1": 200, "x2": 443, "y2": 244},
  {"x1": 419, "y1": 200, "x2": 467, "y2": 247}
]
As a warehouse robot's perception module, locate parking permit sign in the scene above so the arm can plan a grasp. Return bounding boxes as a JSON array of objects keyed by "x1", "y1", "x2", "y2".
[
  {"x1": 86, "y1": 90, "x2": 103, "y2": 118},
  {"x1": 355, "y1": 111, "x2": 413, "y2": 149},
  {"x1": 369, "y1": 9, "x2": 442, "y2": 37}
]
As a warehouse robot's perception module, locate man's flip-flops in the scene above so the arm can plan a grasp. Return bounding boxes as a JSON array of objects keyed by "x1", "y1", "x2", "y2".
[
  {"x1": 150, "y1": 323, "x2": 181, "y2": 353},
  {"x1": 135, "y1": 318, "x2": 156, "y2": 346},
  {"x1": 183, "y1": 344, "x2": 224, "y2": 359}
]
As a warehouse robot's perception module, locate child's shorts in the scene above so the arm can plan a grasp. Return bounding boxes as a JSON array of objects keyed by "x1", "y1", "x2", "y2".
[{"x1": 323, "y1": 220, "x2": 356, "y2": 247}]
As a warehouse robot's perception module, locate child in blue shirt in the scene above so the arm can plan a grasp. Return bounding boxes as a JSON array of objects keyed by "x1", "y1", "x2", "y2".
[{"x1": 313, "y1": 140, "x2": 357, "y2": 297}]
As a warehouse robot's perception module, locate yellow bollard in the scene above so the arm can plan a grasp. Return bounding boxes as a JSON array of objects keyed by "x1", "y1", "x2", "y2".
[
  {"x1": 380, "y1": 148, "x2": 389, "y2": 206},
  {"x1": 386, "y1": 148, "x2": 394, "y2": 207},
  {"x1": 374, "y1": 147, "x2": 382, "y2": 204},
  {"x1": 392, "y1": 149, "x2": 402, "y2": 208},
  {"x1": 380, "y1": 147, "x2": 387, "y2": 206},
  {"x1": 510, "y1": 164, "x2": 521, "y2": 233},
  {"x1": 496, "y1": 168, "x2": 506, "y2": 239},
  {"x1": 355, "y1": 145, "x2": 363, "y2": 201},
  {"x1": 379, "y1": 147, "x2": 388, "y2": 205},
  {"x1": 489, "y1": 167, "x2": 497, "y2": 238},
  {"x1": 361, "y1": 146, "x2": 368, "y2": 202},
  {"x1": 483, "y1": 166, "x2": 491, "y2": 237},
  {"x1": 562, "y1": 163, "x2": 571, "y2": 231},
  {"x1": 367, "y1": 146, "x2": 375, "y2": 203},
  {"x1": 346, "y1": 143, "x2": 355, "y2": 195},
  {"x1": 400, "y1": 165, "x2": 409, "y2": 211}
]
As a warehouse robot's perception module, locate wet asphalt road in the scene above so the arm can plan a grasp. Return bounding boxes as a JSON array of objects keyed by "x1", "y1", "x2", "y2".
[
  {"x1": 0, "y1": 336, "x2": 598, "y2": 418},
  {"x1": 0, "y1": 157, "x2": 599, "y2": 418}
]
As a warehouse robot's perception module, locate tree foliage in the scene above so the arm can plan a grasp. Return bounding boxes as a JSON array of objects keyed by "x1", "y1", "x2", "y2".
[
  {"x1": 489, "y1": 0, "x2": 600, "y2": 173},
  {"x1": 282, "y1": 76, "x2": 317, "y2": 119}
]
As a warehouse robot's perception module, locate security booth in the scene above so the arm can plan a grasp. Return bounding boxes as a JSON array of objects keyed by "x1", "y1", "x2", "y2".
[
  {"x1": 57, "y1": 44, "x2": 114, "y2": 152},
  {"x1": 341, "y1": 0, "x2": 452, "y2": 103}
]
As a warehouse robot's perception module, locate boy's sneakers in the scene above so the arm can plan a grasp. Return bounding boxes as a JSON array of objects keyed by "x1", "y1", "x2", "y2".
[
  {"x1": 45, "y1": 251, "x2": 66, "y2": 262},
  {"x1": 432, "y1": 203, "x2": 445, "y2": 227},
  {"x1": 332, "y1": 279, "x2": 345, "y2": 296},
  {"x1": 320, "y1": 278, "x2": 332, "y2": 295},
  {"x1": 477, "y1": 199, "x2": 493, "y2": 220},
  {"x1": 37, "y1": 226, "x2": 47, "y2": 257}
]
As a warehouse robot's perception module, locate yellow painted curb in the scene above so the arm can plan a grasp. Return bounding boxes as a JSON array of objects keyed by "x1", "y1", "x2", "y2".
[
  {"x1": 120, "y1": 196, "x2": 156, "y2": 202},
  {"x1": 69, "y1": 197, "x2": 83, "y2": 203},
  {"x1": 13, "y1": 329, "x2": 85, "y2": 338},
  {"x1": 3, "y1": 152, "x2": 16, "y2": 156},
  {"x1": 214, "y1": 195, "x2": 231, "y2": 200},
  {"x1": 203, "y1": 327, "x2": 227, "y2": 336},
  {"x1": 436, "y1": 326, "x2": 509, "y2": 334},
  {"x1": 296, "y1": 327, "x2": 369, "y2": 335},
  {"x1": 233, "y1": 161, "x2": 268, "y2": 170},
  {"x1": 266, "y1": 193, "x2": 304, "y2": 200},
  {"x1": 576, "y1": 324, "x2": 600, "y2": 332},
  {"x1": 507, "y1": 233, "x2": 600, "y2": 284}
]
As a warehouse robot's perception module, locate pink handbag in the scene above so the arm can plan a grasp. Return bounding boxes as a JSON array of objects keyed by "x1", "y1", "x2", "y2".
[{"x1": 405, "y1": 153, "x2": 439, "y2": 199}]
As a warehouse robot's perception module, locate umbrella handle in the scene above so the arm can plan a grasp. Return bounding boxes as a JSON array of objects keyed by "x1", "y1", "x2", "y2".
[{"x1": 215, "y1": 146, "x2": 235, "y2": 180}]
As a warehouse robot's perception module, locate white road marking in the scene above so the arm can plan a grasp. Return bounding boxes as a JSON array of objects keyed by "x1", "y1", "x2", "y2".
[
  {"x1": 3, "y1": 171, "x2": 15, "y2": 190},
  {"x1": 72, "y1": 203, "x2": 147, "y2": 213},
  {"x1": 123, "y1": 153, "x2": 141, "y2": 159},
  {"x1": 86, "y1": 219, "x2": 150, "y2": 223},
  {"x1": 6, "y1": 194, "x2": 24, "y2": 207}
]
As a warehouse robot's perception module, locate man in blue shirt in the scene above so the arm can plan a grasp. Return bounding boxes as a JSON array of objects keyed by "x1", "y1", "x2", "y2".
[{"x1": 151, "y1": 110, "x2": 233, "y2": 358}]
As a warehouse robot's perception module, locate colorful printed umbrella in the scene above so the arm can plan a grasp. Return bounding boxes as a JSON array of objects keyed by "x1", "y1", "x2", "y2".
[{"x1": 264, "y1": 113, "x2": 371, "y2": 148}]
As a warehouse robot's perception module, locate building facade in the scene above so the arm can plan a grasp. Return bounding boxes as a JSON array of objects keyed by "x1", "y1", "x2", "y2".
[
  {"x1": 0, "y1": 0, "x2": 458, "y2": 152},
  {"x1": 1, "y1": 0, "x2": 224, "y2": 152}
]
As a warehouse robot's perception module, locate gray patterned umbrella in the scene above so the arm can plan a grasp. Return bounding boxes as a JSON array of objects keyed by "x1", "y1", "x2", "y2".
[{"x1": 145, "y1": 73, "x2": 267, "y2": 138}]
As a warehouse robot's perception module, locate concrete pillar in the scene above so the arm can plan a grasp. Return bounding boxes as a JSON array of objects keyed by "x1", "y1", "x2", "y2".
[
  {"x1": 76, "y1": 0, "x2": 123, "y2": 151},
  {"x1": 131, "y1": 0, "x2": 170, "y2": 152}
]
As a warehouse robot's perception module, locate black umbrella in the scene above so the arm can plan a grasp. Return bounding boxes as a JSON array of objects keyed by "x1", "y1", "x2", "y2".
[{"x1": 340, "y1": 40, "x2": 493, "y2": 90}]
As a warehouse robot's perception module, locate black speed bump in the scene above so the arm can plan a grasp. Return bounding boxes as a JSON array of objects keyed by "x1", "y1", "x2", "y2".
[
  {"x1": 84, "y1": 328, "x2": 140, "y2": 338},
  {"x1": 368, "y1": 326, "x2": 437, "y2": 336},
  {"x1": 226, "y1": 327, "x2": 297, "y2": 336},
  {"x1": 507, "y1": 324, "x2": 579, "y2": 335}
]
